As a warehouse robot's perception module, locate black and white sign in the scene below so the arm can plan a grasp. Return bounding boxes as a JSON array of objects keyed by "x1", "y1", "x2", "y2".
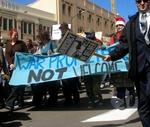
[{"x1": 56, "y1": 31, "x2": 99, "y2": 62}]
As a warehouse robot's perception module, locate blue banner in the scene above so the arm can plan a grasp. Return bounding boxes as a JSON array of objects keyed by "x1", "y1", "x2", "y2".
[{"x1": 9, "y1": 43, "x2": 129, "y2": 85}]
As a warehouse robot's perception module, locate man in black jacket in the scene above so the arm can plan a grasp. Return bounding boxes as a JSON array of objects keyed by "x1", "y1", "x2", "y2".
[
  {"x1": 104, "y1": 0, "x2": 150, "y2": 126},
  {"x1": 59, "y1": 22, "x2": 80, "y2": 106}
]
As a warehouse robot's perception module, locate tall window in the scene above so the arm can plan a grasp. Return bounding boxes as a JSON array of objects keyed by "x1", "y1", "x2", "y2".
[
  {"x1": 24, "y1": 22, "x2": 27, "y2": 33},
  {"x1": 47, "y1": 27, "x2": 50, "y2": 32},
  {"x1": 28, "y1": 23, "x2": 32, "y2": 34},
  {"x1": 62, "y1": 4, "x2": 66, "y2": 14},
  {"x1": 68, "y1": 6, "x2": 71, "y2": 16},
  {"x1": 97, "y1": 18, "x2": 100, "y2": 26},
  {"x1": 88, "y1": 15, "x2": 91, "y2": 23},
  {"x1": 3, "y1": 18, "x2": 7, "y2": 30},
  {"x1": 2, "y1": 18, "x2": 13, "y2": 31},
  {"x1": 43, "y1": 26, "x2": 46, "y2": 30},
  {"x1": 23, "y1": 22, "x2": 32, "y2": 34},
  {"x1": 78, "y1": 11, "x2": 82, "y2": 20},
  {"x1": 104, "y1": 21, "x2": 107, "y2": 28},
  {"x1": 9, "y1": 19, "x2": 13, "y2": 30}
]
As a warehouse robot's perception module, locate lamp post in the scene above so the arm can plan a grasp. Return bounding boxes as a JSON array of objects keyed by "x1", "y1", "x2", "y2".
[{"x1": 71, "y1": 11, "x2": 84, "y2": 32}]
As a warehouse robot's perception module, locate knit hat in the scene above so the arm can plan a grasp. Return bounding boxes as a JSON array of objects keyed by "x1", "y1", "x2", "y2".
[
  {"x1": 84, "y1": 29, "x2": 95, "y2": 39},
  {"x1": 115, "y1": 17, "x2": 125, "y2": 26},
  {"x1": 59, "y1": 22, "x2": 69, "y2": 29}
]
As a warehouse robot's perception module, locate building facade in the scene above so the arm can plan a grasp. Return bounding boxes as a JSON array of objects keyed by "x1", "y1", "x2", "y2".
[
  {"x1": 0, "y1": 0, "x2": 118, "y2": 44},
  {"x1": 29, "y1": 0, "x2": 117, "y2": 36},
  {"x1": 0, "y1": 0, "x2": 56, "y2": 44}
]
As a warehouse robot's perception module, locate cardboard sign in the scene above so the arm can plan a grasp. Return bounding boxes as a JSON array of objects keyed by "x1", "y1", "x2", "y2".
[{"x1": 56, "y1": 31, "x2": 99, "y2": 62}]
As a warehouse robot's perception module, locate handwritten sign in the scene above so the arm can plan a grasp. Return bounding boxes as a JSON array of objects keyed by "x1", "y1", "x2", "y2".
[
  {"x1": 57, "y1": 31, "x2": 100, "y2": 62},
  {"x1": 9, "y1": 43, "x2": 129, "y2": 86}
]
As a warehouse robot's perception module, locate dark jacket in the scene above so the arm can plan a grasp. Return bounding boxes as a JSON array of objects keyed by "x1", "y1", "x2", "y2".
[
  {"x1": 109, "y1": 12, "x2": 139, "y2": 81},
  {"x1": 5, "y1": 40, "x2": 28, "y2": 66}
]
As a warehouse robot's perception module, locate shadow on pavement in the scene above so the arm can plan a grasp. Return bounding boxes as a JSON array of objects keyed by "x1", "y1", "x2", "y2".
[
  {"x1": 27, "y1": 97, "x2": 114, "y2": 112},
  {"x1": 0, "y1": 111, "x2": 31, "y2": 127}
]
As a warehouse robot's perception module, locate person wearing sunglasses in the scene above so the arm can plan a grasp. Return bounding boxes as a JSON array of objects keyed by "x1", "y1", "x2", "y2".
[{"x1": 103, "y1": 0, "x2": 150, "y2": 126}]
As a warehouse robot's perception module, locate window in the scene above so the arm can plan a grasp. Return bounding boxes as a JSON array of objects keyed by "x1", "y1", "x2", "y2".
[
  {"x1": 97, "y1": 18, "x2": 100, "y2": 26},
  {"x1": 2, "y1": 18, "x2": 14, "y2": 31},
  {"x1": 24, "y1": 22, "x2": 27, "y2": 33},
  {"x1": 43, "y1": 26, "x2": 46, "y2": 30},
  {"x1": 62, "y1": 4, "x2": 66, "y2": 14},
  {"x1": 68, "y1": 6, "x2": 71, "y2": 16},
  {"x1": 104, "y1": 21, "x2": 107, "y2": 28},
  {"x1": 111, "y1": 23, "x2": 114, "y2": 30},
  {"x1": 47, "y1": 27, "x2": 50, "y2": 32},
  {"x1": 9, "y1": 19, "x2": 13, "y2": 30},
  {"x1": 3, "y1": 18, "x2": 7, "y2": 30},
  {"x1": 43, "y1": 26, "x2": 50, "y2": 32},
  {"x1": 78, "y1": 11, "x2": 82, "y2": 20},
  {"x1": 89, "y1": 15, "x2": 91, "y2": 23},
  {"x1": 23, "y1": 22, "x2": 33, "y2": 34},
  {"x1": 28, "y1": 23, "x2": 32, "y2": 34}
]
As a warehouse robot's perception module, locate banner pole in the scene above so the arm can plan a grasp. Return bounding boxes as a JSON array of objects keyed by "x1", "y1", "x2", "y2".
[{"x1": 93, "y1": 52, "x2": 105, "y2": 59}]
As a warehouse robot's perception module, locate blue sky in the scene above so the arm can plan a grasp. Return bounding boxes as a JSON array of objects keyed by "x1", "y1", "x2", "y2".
[{"x1": 10, "y1": 0, "x2": 138, "y2": 22}]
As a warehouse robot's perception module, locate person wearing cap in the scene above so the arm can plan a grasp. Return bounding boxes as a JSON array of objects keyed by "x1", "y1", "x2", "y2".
[
  {"x1": 59, "y1": 22, "x2": 80, "y2": 106},
  {"x1": 103, "y1": 0, "x2": 150, "y2": 126},
  {"x1": 84, "y1": 28, "x2": 104, "y2": 109}
]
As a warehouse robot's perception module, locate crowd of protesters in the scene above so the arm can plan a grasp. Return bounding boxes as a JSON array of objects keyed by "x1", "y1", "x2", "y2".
[{"x1": 0, "y1": 22, "x2": 136, "y2": 113}]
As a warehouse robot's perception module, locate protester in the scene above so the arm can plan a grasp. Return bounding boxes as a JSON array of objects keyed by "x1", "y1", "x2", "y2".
[
  {"x1": 109, "y1": 17, "x2": 136, "y2": 110},
  {"x1": 25, "y1": 38, "x2": 33, "y2": 53},
  {"x1": 5, "y1": 28, "x2": 28, "y2": 111},
  {"x1": 103, "y1": 0, "x2": 150, "y2": 126},
  {"x1": 32, "y1": 30, "x2": 59, "y2": 108},
  {"x1": 84, "y1": 28, "x2": 104, "y2": 109},
  {"x1": 0, "y1": 45, "x2": 9, "y2": 109},
  {"x1": 59, "y1": 22, "x2": 80, "y2": 106}
]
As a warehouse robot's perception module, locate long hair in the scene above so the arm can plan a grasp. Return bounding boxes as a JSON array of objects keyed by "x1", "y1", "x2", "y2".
[{"x1": 38, "y1": 30, "x2": 50, "y2": 41}]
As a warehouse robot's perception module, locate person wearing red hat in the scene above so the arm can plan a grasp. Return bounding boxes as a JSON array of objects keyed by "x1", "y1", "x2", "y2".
[{"x1": 107, "y1": 17, "x2": 136, "y2": 110}]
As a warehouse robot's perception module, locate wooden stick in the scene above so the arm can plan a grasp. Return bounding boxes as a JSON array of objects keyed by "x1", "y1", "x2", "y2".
[{"x1": 94, "y1": 52, "x2": 105, "y2": 59}]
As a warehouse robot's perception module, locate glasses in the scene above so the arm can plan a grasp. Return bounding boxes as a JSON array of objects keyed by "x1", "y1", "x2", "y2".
[
  {"x1": 136, "y1": 0, "x2": 149, "y2": 3},
  {"x1": 116, "y1": 24, "x2": 124, "y2": 28}
]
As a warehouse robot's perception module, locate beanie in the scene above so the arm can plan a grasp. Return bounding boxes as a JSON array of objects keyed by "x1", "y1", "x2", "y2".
[{"x1": 115, "y1": 17, "x2": 125, "y2": 26}]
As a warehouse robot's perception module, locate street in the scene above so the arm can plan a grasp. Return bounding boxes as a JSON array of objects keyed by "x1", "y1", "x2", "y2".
[{"x1": 0, "y1": 83, "x2": 142, "y2": 127}]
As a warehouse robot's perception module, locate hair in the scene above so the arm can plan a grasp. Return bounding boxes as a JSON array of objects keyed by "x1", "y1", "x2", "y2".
[
  {"x1": 26, "y1": 38, "x2": 32, "y2": 44},
  {"x1": 8, "y1": 28, "x2": 18, "y2": 38},
  {"x1": 25, "y1": 38, "x2": 33, "y2": 48},
  {"x1": 38, "y1": 30, "x2": 50, "y2": 41}
]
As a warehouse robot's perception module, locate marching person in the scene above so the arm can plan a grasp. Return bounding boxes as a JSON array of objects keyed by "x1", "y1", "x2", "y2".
[
  {"x1": 0, "y1": 44, "x2": 9, "y2": 109},
  {"x1": 109, "y1": 17, "x2": 135, "y2": 110},
  {"x1": 5, "y1": 28, "x2": 28, "y2": 111},
  {"x1": 25, "y1": 38, "x2": 33, "y2": 53},
  {"x1": 59, "y1": 22, "x2": 80, "y2": 106},
  {"x1": 103, "y1": 0, "x2": 150, "y2": 126},
  {"x1": 32, "y1": 30, "x2": 59, "y2": 108},
  {"x1": 84, "y1": 28, "x2": 104, "y2": 109}
]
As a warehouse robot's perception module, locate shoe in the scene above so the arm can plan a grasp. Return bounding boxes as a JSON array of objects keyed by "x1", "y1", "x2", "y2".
[
  {"x1": 109, "y1": 84, "x2": 114, "y2": 88},
  {"x1": 87, "y1": 102, "x2": 95, "y2": 109},
  {"x1": 100, "y1": 84, "x2": 105, "y2": 89},
  {"x1": 5, "y1": 105, "x2": 13, "y2": 112},
  {"x1": 0, "y1": 103, "x2": 5, "y2": 109},
  {"x1": 119, "y1": 98, "x2": 127, "y2": 110},
  {"x1": 99, "y1": 95, "x2": 103, "y2": 106},
  {"x1": 129, "y1": 94, "x2": 135, "y2": 107}
]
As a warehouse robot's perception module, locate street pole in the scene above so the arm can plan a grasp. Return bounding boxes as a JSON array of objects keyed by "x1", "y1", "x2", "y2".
[{"x1": 71, "y1": 11, "x2": 84, "y2": 32}]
